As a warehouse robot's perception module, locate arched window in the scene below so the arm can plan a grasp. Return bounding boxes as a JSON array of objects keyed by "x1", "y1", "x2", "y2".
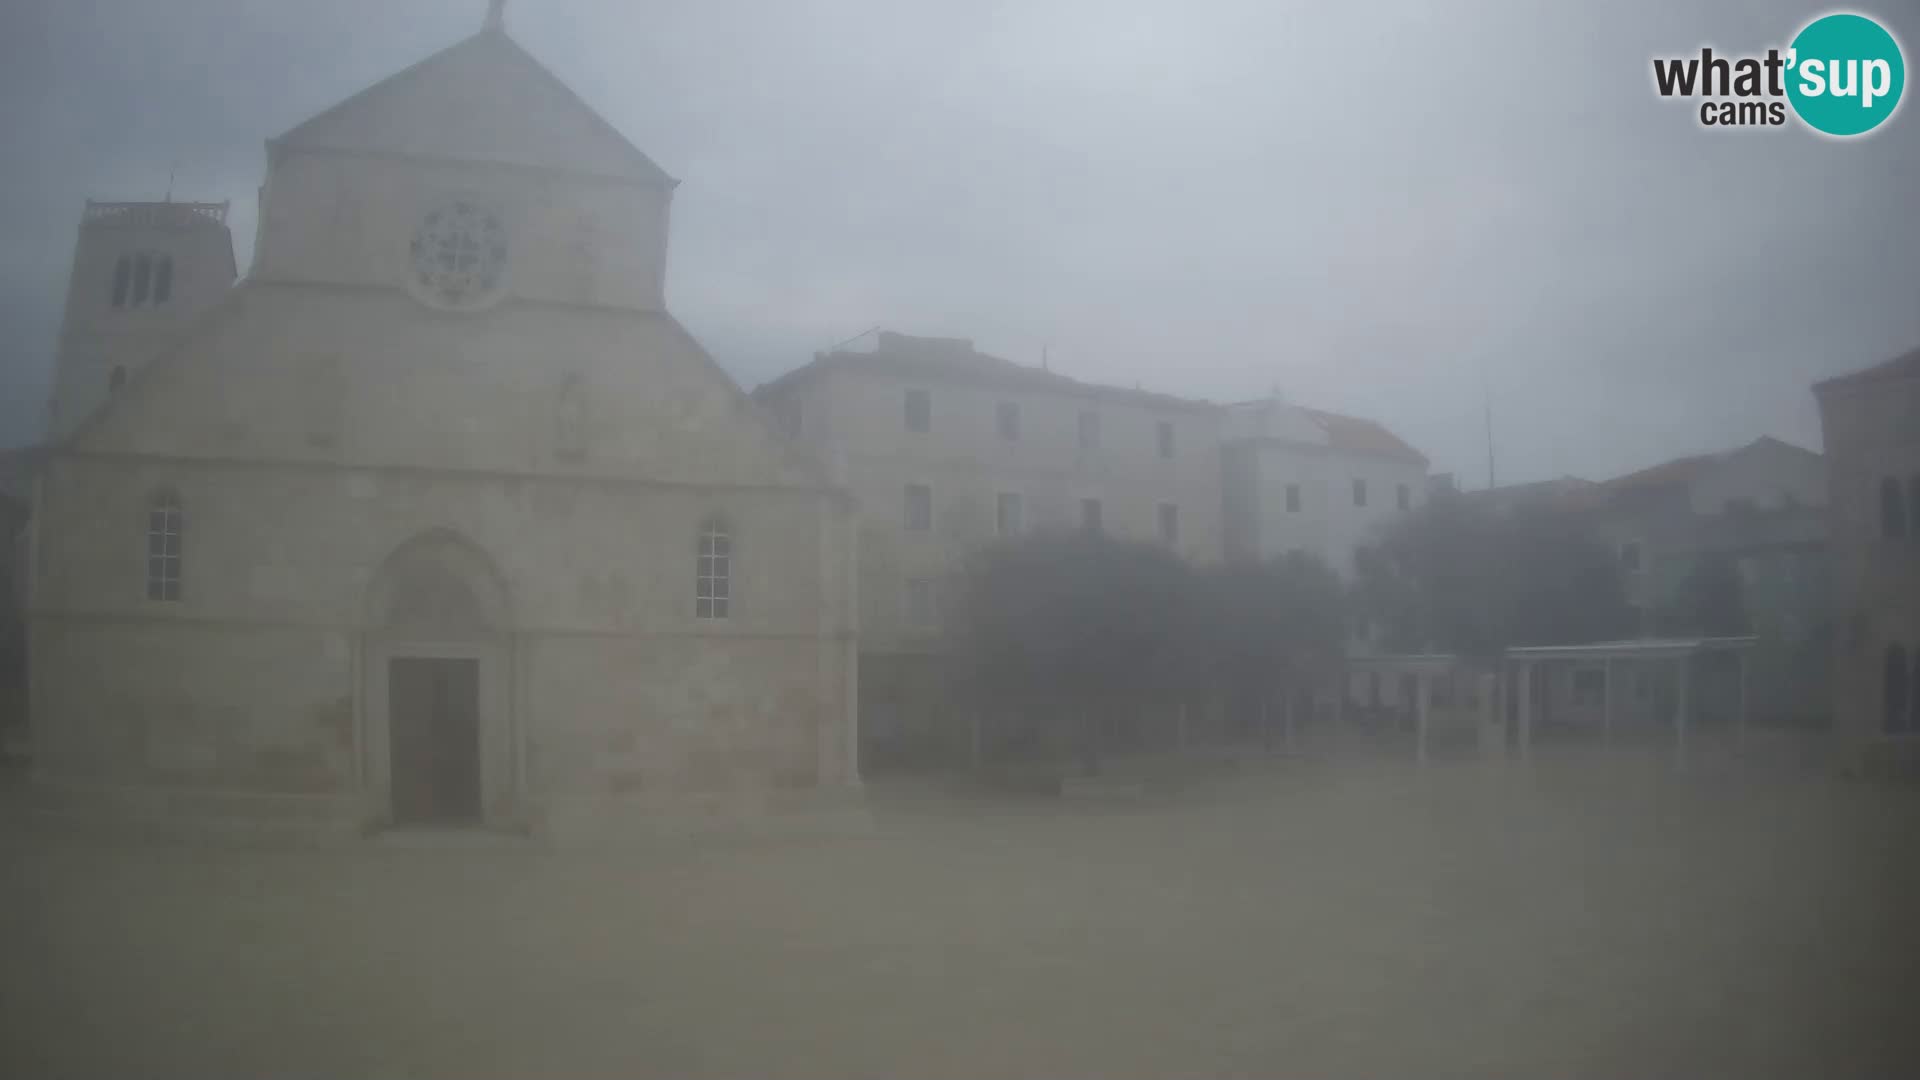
[
  {"x1": 1886, "y1": 643, "x2": 1911, "y2": 734},
  {"x1": 696, "y1": 518, "x2": 730, "y2": 620},
  {"x1": 146, "y1": 489, "x2": 182, "y2": 601},
  {"x1": 111, "y1": 255, "x2": 130, "y2": 307},
  {"x1": 152, "y1": 256, "x2": 173, "y2": 304},
  {"x1": 131, "y1": 254, "x2": 152, "y2": 306},
  {"x1": 109, "y1": 365, "x2": 126, "y2": 392},
  {"x1": 1882, "y1": 477, "x2": 1908, "y2": 539}
]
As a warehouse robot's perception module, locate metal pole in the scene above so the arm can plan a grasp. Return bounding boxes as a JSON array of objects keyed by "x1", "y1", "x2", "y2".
[
  {"x1": 1517, "y1": 661, "x2": 1533, "y2": 762},
  {"x1": 1416, "y1": 673, "x2": 1430, "y2": 766},
  {"x1": 1736, "y1": 650, "x2": 1749, "y2": 758},
  {"x1": 1602, "y1": 656, "x2": 1614, "y2": 749},
  {"x1": 1675, "y1": 654, "x2": 1691, "y2": 772},
  {"x1": 1284, "y1": 689, "x2": 1297, "y2": 756}
]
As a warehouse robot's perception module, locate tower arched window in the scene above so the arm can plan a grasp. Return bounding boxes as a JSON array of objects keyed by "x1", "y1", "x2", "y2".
[
  {"x1": 152, "y1": 255, "x2": 172, "y2": 304},
  {"x1": 696, "y1": 518, "x2": 731, "y2": 620},
  {"x1": 131, "y1": 254, "x2": 152, "y2": 306},
  {"x1": 1882, "y1": 477, "x2": 1908, "y2": 539},
  {"x1": 146, "y1": 489, "x2": 183, "y2": 601},
  {"x1": 110, "y1": 255, "x2": 130, "y2": 307}
]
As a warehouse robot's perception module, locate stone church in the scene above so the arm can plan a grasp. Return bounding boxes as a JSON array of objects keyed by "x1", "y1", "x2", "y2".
[{"x1": 28, "y1": 8, "x2": 860, "y2": 839}]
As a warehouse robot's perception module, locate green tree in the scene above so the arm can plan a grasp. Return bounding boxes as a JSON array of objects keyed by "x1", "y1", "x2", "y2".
[
  {"x1": 1353, "y1": 494, "x2": 1634, "y2": 658},
  {"x1": 1194, "y1": 553, "x2": 1347, "y2": 746},
  {"x1": 953, "y1": 530, "x2": 1193, "y2": 773}
]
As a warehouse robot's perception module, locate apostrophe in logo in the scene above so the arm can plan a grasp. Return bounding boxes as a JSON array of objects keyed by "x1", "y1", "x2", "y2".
[
  {"x1": 1786, "y1": 13, "x2": 1904, "y2": 136},
  {"x1": 1651, "y1": 10, "x2": 1905, "y2": 137}
]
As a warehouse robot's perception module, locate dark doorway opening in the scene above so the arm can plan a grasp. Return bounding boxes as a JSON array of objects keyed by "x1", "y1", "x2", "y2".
[{"x1": 389, "y1": 657, "x2": 481, "y2": 825}]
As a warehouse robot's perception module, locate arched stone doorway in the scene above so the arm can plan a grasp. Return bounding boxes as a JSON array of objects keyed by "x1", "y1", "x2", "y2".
[{"x1": 361, "y1": 530, "x2": 518, "y2": 829}]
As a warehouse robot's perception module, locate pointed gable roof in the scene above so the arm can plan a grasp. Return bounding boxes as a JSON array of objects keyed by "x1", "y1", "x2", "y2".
[
  {"x1": 1296, "y1": 407, "x2": 1428, "y2": 464},
  {"x1": 270, "y1": 25, "x2": 675, "y2": 187}
]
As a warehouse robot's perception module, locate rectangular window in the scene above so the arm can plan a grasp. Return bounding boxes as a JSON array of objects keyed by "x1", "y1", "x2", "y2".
[
  {"x1": 1285, "y1": 483, "x2": 1301, "y2": 513},
  {"x1": 131, "y1": 254, "x2": 152, "y2": 306},
  {"x1": 1619, "y1": 540, "x2": 1642, "y2": 572},
  {"x1": 1158, "y1": 502, "x2": 1179, "y2": 545},
  {"x1": 1080, "y1": 497, "x2": 1103, "y2": 533},
  {"x1": 997, "y1": 400, "x2": 1019, "y2": 441},
  {"x1": 696, "y1": 525, "x2": 731, "y2": 620},
  {"x1": 1352, "y1": 478, "x2": 1367, "y2": 507},
  {"x1": 1077, "y1": 410, "x2": 1101, "y2": 451},
  {"x1": 906, "y1": 483, "x2": 932, "y2": 532},
  {"x1": 145, "y1": 498, "x2": 182, "y2": 601},
  {"x1": 904, "y1": 388, "x2": 930, "y2": 433},
  {"x1": 1397, "y1": 483, "x2": 1411, "y2": 511},
  {"x1": 997, "y1": 492, "x2": 1024, "y2": 537},
  {"x1": 1156, "y1": 420, "x2": 1174, "y2": 459},
  {"x1": 905, "y1": 577, "x2": 937, "y2": 628}
]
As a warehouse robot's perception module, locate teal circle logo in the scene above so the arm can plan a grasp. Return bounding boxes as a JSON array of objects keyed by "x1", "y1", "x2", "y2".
[{"x1": 1786, "y1": 13, "x2": 1905, "y2": 136}]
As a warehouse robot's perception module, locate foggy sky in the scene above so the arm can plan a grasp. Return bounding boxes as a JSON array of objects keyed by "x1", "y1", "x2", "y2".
[{"x1": 3, "y1": 0, "x2": 1916, "y2": 485}]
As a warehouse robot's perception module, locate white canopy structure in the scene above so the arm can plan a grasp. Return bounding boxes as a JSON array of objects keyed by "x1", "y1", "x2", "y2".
[
  {"x1": 1344, "y1": 637, "x2": 1758, "y2": 768},
  {"x1": 1504, "y1": 636, "x2": 1757, "y2": 768}
]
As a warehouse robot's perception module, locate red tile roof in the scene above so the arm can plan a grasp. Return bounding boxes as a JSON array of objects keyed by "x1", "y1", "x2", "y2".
[{"x1": 1297, "y1": 408, "x2": 1428, "y2": 464}]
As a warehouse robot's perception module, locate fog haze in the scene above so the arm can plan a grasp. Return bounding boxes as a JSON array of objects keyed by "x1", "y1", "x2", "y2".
[{"x1": 4, "y1": 0, "x2": 1917, "y2": 480}]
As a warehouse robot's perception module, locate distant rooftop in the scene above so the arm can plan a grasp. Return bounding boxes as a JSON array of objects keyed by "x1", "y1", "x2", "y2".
[
  {"x1": 1813, "y1": 344, "x2": 1920, "y2": 393},
  {"x1": 1464, "y1": 475, "x2": 1603, "y2": 511},
  {"x1": 1224, "y1": 396, "x2": 1428, "y2": 464},
  {"x1": 1605, "y1": 436, "x2": 1815, "y2": 493},
  {"x1": 754, "y1": 330, "x2": 1217, "y2": 413},
  {"x1": 81, "y1": 200, "x2": 229, "y2": 228}
]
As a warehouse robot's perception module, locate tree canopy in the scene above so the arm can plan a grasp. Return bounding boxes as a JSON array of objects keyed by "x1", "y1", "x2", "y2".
[
  {"x1": 952, "y1": 531, "x2": 1347, "y2": 767},
  {"x1": 1352, "y1": 494, "x2": 1634, "y2": 658}
]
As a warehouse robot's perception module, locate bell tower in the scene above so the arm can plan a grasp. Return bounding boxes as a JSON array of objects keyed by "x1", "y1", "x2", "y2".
[{"x1": 46, "y1": 199, "x2": 237, "y2": 439}]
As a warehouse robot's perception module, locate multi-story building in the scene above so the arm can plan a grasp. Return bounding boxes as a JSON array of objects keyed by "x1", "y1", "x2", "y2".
[
  {"x1": 1595, "y1": 436, "x2": 1827, "y2": 640},
  {"x1": 44, "y1": 200, "x2": 238, "y2": 441},
  {"x1": 1468, "y1": 437, "x2": 1829, "y2": 728},
  {"x1": 26, "y1": 12, "x2": 860, "y2": 838},
  {"x1": 1814, "y1": 347, "x2": 1920, "y2": 772},
  {"x1": 1222, "y1": 394, "x2": 1430, "y2": 575},
  {"x1": 754, "y1": 332, "x2": 1430, "y2": 765},
  {"x1": 754, "y1": 331, "x2": 1226, "y2": 764}
]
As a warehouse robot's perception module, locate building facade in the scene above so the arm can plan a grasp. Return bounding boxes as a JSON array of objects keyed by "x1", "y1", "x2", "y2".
[
  {"x1": 1596, "y1": 436, "x2": 1828, "y2": 630},
  {"x1": 1466, "y1": 438, "x2": 1829, "y2": 727},
  {"x1": 27, "y1": 16, "x2": 859, "y2": 838},
  {"x1": 1222, "y1": 394, "x2": 1430, "y2": 576},
  {"x1": 45, "y1": 201, "x2": 239, "y2": 442},
  {"x1": 1815, "y1": 348, "x2": 1920, "y2": 772},
  {"x1": 754, "y1": 333, "x2": 1430, "y2": 765},
  {"x1": 754, "y1": 331, "x2": 1228, "y2": 765}
]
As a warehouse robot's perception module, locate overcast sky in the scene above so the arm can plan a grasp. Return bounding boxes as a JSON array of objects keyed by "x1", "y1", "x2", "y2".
[{"x1": 3, "y1": 0, "x2": 1916, "y2": 483}]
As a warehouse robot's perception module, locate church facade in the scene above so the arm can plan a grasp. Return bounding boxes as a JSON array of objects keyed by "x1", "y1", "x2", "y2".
[{"x1": 27, "y1": 17, "x2": 860, "y2": 839}]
